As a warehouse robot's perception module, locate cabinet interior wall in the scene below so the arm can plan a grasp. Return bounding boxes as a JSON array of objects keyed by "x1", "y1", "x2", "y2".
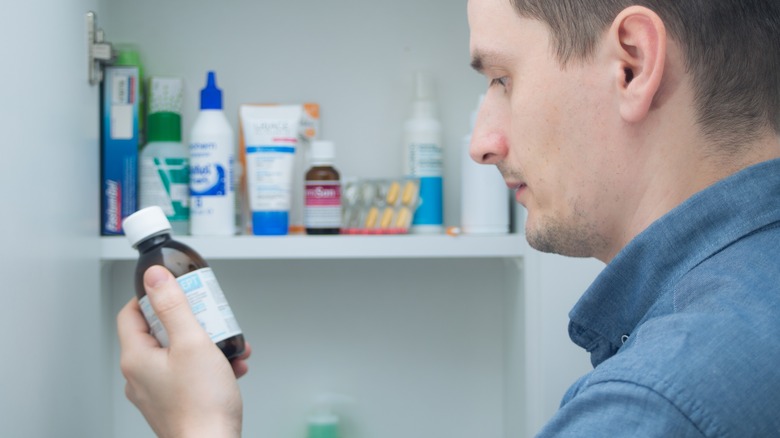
[{"x1": 106, "y1": 258, "x2": 525, "y2": 437}]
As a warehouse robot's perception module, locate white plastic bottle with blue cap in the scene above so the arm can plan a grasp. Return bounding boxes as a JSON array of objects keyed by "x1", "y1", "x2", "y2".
[{"x1": 189, "y1": 71, "x2": 236, "y2": 235}]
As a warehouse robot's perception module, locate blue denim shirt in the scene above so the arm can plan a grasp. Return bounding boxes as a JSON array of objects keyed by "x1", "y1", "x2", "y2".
[{"x1": 537, "y1": 159, "x2": 780, "y2": 437}]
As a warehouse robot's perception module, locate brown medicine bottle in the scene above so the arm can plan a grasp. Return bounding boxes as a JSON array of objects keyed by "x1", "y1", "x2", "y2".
[
  {"x1": 123, "y1": 206, "x2": 246, "y2": 360},
  {"x1": 305, "y1": 140, "x2": 342, "y2": 234}
]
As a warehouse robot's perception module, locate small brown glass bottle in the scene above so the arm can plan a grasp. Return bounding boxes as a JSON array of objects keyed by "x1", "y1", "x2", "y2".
[
  {"x1": 123, "y1": 206, "x2": 246, "y2": 360},
  {"x1": 305, "y1": 140, "x2": 342, "y2": 234}
]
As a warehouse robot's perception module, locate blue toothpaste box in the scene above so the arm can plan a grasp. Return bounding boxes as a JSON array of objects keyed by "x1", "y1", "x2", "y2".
[{"x1": 101, "y1": 66, "x2": 139, "y2": 235}]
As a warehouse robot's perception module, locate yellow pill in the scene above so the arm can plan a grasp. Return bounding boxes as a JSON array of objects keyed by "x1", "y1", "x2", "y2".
[
  {"x1": 395, "y1": 207, "x2": 411, "y2": 228},
  {"x1": 380, "y1": 207, "x2": 395, "y2": 228},
  {"x1": 364, "y1": 207, "x2": 379, "y2": 228},
  {"x1": 402, "y1": 180, "x2": 418, "y2": 205},
  {"x1": 386, "y1": 181, "x2": 400, "y2": 205}
]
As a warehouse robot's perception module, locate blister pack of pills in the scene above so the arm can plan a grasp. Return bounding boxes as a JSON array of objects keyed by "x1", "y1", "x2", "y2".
[{"x1": 341, "y1": 178, "x2": 421, "y2": 234}]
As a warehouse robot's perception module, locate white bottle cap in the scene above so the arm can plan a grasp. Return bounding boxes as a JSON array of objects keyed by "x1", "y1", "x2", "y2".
[
  {"x1": 310, "y1": 140, "x2": 335, "y2": 164},
  {"x1": 123, "y1": 206, "x2": 173, "y2": 248}
]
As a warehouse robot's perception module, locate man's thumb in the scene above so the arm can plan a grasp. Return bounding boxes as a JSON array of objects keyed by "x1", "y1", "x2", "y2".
[{"x1": 143, "y1": 265, "x2": 206, "y2": 347}]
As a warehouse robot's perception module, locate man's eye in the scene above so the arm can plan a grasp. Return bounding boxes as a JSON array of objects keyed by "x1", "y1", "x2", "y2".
[{"x1": 490, "y1": 77, "x2": 508, "y2": 88}]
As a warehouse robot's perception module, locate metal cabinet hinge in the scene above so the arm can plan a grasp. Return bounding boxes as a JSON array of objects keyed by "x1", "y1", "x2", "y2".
[{"x1": 86, "y1": 11, "x2": 116, "y2": 85}]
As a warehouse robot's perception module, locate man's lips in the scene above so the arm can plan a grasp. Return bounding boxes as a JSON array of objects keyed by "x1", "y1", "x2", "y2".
[
  {"x1": 506, "y1": 181, "x2": 526, "y2": 191},
  {"x1": 506, "y1": 181, "x2": 527, "y2": 204}
]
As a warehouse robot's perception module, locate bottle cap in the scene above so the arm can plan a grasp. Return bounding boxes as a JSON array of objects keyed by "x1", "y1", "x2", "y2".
[
  {"x1": 146, "y1": 111, "x2": 182, "y2": 142},
  {"x1": 148, "y1": 77, "x2": 183, "y2": 114},
  {"x1": 123, "y1": 206, "x2": 172, "y2": 248},
  {"x1": 310, "y1": 140, "x2": 335, "y2": 164},
  {"x1": 200, "y1": 71, "x2": 223, "y2": 110},
  {"x1": 114, "y1": 45, "x2": 142, "y2": 71}
]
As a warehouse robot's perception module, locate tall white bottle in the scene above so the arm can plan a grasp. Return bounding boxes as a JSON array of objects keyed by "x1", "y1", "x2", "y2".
[
  {"x1": 461, "y1": 94, "x2": 509, "y2": 234},
  {"x1": 403, "y1": 72, "x2": 444, "y2": 234},
  {"x1": 189, "y1": 71, "x2": 236, "y2": 236}
]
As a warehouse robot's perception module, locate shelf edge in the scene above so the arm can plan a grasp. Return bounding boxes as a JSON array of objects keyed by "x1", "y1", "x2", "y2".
[{"x1": 100, "y1": 234, "x2": 527, "y2": 261}]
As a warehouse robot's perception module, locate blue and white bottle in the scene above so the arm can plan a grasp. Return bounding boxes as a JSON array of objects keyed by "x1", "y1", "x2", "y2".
[
  {"x1": 189, "y1": 71, "x2": 236, "y2": 235},
  {"x1": 403, "y1": 72, "x2": 444, "y2": 234}
]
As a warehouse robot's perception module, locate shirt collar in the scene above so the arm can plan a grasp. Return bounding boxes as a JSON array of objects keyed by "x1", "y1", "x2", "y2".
[{"x1": 569, "y1": 158, "x2": 780, "y2": 367}]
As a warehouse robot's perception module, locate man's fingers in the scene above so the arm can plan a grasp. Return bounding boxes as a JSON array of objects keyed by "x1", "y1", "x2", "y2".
[
  {"x1": 117, "y1": 296, "x2": 164, "y2": 382},
  {"x1": 143, "y1": 265, "x2": 208, "y2": 347},
  {"x1": 117, "y1": 297, "x2": 159, "y2": 351},
  {"x1": 231, "y1": 342, "x2": 252, "y2": 378}
]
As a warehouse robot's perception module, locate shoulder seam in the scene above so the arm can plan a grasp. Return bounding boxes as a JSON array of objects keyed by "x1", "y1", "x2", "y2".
[{"x1": 585, "y1": 377, "x2": 716, "y2": 437}]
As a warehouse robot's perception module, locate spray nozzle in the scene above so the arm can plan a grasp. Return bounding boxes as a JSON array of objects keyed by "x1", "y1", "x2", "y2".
[
  {"x1": 414, "y1": 71, "x2": 434, "y2": 101},
  {"x1": 410, "y1": 71, "x2": 438, "y2": 119},
  {"x1": 200, "y1": 70, "x2": 223, "y2": 110}
]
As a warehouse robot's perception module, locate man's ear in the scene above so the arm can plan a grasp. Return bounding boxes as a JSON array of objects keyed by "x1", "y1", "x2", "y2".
[{"x1": 608, "y1": 6, "x2": 666, "y2": 123}]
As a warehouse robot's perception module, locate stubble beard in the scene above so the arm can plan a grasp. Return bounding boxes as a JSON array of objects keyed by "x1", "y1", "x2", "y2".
[
  {"x1": 498, "y1": 163, "x2": 610, "y2": 259},
  {"x1": 525, "y1": 204, "x2": 608, "y2": 259}
]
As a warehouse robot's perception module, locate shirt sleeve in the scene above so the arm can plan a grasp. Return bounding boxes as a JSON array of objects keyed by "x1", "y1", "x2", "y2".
[{"x1": 536, "y1": 380, "x2": 707, "y2": 438}]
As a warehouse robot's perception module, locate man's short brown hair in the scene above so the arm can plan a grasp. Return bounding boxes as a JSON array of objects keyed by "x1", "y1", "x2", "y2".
[{"x1": 511, "y1": 0, "x2": 780, "y2": 152}]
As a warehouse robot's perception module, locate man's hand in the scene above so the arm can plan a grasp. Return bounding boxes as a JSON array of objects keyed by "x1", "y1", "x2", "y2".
[{"x1": 117, "y1": 265, "x2": 250, "y2": 438}]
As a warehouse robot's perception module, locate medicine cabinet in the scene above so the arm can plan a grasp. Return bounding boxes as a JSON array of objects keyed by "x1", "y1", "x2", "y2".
[{"x1": 0, "y1": 0, "x2": 602, "y2": 437}]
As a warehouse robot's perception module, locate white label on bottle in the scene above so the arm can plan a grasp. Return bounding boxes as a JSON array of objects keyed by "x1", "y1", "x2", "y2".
[
  {"x1": 138, "y1": 267, "x2": 242, "y2": 347},
  {"x1": 407, "y1": 142, "x2": 443, "y2": 177},
  {"x1": 190, "y1": 132, "x2": 236, "y2": 234},
  {"x1": 304, "y1": 181, "x2": 342, "y2": 228}
]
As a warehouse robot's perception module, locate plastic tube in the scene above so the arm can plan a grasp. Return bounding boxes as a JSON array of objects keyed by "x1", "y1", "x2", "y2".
[{"x1": 239, "y1": 105, "x2": 303, "y2": 235}]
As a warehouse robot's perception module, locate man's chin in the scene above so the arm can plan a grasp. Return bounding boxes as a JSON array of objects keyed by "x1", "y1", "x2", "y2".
[{"x1": 525, "y1": 220, "x2": 602, "y2": 259}]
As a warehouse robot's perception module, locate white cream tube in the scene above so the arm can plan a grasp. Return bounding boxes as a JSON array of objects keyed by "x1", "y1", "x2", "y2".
[{"x1": 239, "y1": 105, "x2": 303, "y2": 235}]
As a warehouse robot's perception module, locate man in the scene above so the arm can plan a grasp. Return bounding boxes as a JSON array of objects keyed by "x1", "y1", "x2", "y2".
[
  {"x1": 117, "y1": 0, "x2": 780, "y2": 436},
  {"x1": 468, "y1": 0, "x2": 780, "y2": 436}
]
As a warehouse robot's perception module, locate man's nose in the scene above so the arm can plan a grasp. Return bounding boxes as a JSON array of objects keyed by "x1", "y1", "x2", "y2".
[{"x1": 469, "y1": 98, "x2": 508, "y2": 165}]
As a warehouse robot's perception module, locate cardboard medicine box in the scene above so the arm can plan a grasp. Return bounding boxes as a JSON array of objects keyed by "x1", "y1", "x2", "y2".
[{"x1": 101, "y1": 66, "x2": 139, "y2": 235}]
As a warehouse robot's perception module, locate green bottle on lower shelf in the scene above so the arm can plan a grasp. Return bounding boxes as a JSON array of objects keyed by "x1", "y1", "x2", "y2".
[
  {"x1": 307, "y1": 393, "x2": 351, "y2": 438},
  {"x1": 308, "y1": 420, "x2": 339, "y2": 438}
]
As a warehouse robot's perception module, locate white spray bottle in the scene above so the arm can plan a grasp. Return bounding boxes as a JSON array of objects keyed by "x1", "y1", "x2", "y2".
[
  {"x1": 461, "y1": 94, "x2": 509, "y2": 234},
  {"x1": 403, "y1": 72, "x2": 444, "y2": 234}
]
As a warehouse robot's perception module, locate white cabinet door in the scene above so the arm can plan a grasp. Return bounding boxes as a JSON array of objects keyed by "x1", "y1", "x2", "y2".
[
  {"x1": 0, "y1": 1, "x2": 109, "y2": 437},
  {"x1": 523, "y1": 250, "x2": 604, "y2": 435}
]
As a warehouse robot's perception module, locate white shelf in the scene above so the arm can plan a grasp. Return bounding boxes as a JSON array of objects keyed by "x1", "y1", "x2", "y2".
[{"x1": 100, "y1": 233, "x2": 527, "y2": 261}]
